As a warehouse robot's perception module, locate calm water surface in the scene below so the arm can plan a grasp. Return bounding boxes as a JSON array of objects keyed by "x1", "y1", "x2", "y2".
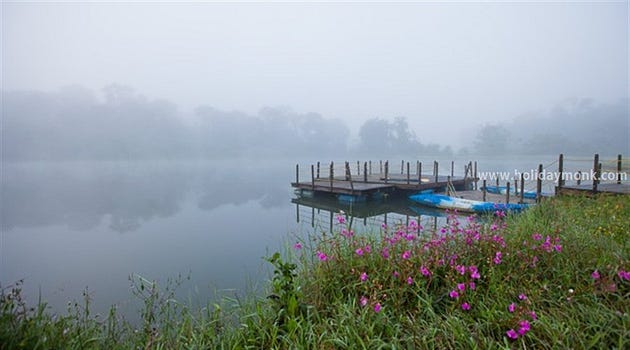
[{"x1": 1, "y1": 156, "x2": 557, "y2": 317}]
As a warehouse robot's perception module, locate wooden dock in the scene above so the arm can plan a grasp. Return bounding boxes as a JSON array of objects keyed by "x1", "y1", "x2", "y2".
[
  {"x1": 555, "y1": 153, "x2": 629, "y2": 196},
  {"x1": 291, "y1": 175, "x2": 471, "y2": 197},
  {"x1": 292, "y1": 154, "x2": 627, "y2": 205},
  {"x1": 291, "y1": 160, "x2": 478, "y2": 200},
  {"x1": 557, "y1": 183, "x2": 629, "y2": 195}
]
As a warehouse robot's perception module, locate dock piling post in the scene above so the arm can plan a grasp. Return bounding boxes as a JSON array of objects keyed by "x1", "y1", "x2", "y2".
[
  {"x1": 401, "y1": 160, "x2": 404, "y2": 175},
  {"x1": 536, "y1": 164, "x2": 543, "y2": 203},
  {"x1": 520, "y1": 172, "x2": 525, "y2": 204},
  {"x1": 311, "y1": 164, "x2": 315, "y2": 190},
  {"x1": 369, "y1": 161, "x2": 372, "y2": 175},
  {"x1": 481, "y1": 179, "x2": 486, "y2": 202},
  {"x1": 593, "y1": 154, "x2": 599, "y2": 193},
  {"x1": 447, "y1": 176, "x2": 452, "y2": 195},
  {"x1": 557, "y1": 154, "x2": 564, "y2": 195},
  {"x1": 296, "y1": 164, "x2": 299, "y2": 184},
  {"x1": 364, "y1": 162, "x2": 368, "y2": 183},
  {"x1": 357, "y1": 161, "x2": 360, "y2": 176},
  {"x1": 407, "y1": 162, "x2": 410, "y2": 184},
  {"x1": 617, "y1": 154, "x2": 622, "y2": 184},
  {"x1": 434, "y1": 161, "x2": 439, "y2": 183},
  {"x1": 506, "y1": 181, "x2": 510, "y2": 204},
  {"x1": 330, "y1": 162, "x2": 334, "y2": 190},
  {"x1": 577, "y1": 171, "x2": 582, "y2": 185},
  {"x1": 418, "y1": 162, "x2": 422, "y2": 188},
  {"x1": 474, "y1": 161, "x2": 478, "y2": 190},
  {"x1": 451, "y1": 161, "x2": 454, "y2": 177},
  {"x1": 316, "y1": 162, "x2": 320, "y2": 179},
  {"x1": 384, "y1": 161, "x2": 389, "y2": 184},
  {"x1": 380, "y1": 160, "x2": 383, "y2": 174}
]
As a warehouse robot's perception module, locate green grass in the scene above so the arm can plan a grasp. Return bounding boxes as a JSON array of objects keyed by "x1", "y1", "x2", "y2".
[{"x1": 1, "y1": 195, "x2": 629, "y2": 349}]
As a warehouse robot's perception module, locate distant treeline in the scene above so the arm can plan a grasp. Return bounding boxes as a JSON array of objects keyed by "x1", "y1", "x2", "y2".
[
  {"x1": 1, "y1": 86, "x2": 627, "y2": 160},
  {"x1": 471, "y1": 98, "x2": 628, "y2": 156},
  {"x1": 1, "y1": 85, "x2": 451, "y2": 160}
]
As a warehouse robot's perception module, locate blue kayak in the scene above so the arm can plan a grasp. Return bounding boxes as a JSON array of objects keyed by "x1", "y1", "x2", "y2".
[{"x1": 409, "y1": 193, "x2": 531, "y2": 214}]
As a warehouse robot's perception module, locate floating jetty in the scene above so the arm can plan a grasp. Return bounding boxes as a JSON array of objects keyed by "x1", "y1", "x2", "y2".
[
  {"x1": 291, "y1": 153, "x2": 627, "y2": 206},
  {"x1": 555, "y1": 154, "x2": 629, "y2": 195},
  {"x1": 291, "y1": 160, "x2": 477, "y2": 202}
]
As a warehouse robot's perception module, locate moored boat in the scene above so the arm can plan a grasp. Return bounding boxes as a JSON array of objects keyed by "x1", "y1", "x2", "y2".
[{"x1": 409, "y1": 192, "x2": 530, "y2": 213}]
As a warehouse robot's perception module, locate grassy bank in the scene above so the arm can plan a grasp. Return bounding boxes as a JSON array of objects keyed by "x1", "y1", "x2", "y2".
[{"x1": 2, "y1": 195, "x2": 628, "y2": 349}]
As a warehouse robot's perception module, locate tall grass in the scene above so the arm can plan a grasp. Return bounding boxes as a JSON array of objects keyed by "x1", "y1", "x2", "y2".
[{"x1": 1, "y1": 195, "x2": 628, "y2": 349}]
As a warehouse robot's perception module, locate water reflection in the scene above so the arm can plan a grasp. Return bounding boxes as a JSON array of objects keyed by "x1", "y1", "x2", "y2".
[
  {"x1": 1, "y1": 161, "x2": 291, "y2": 233},
  {"x1": 1, "y1": 160, "x2": 295, "y2": 318},
  {"x1": 292, "y1": 195, "x2": 452, "y2": 235}
]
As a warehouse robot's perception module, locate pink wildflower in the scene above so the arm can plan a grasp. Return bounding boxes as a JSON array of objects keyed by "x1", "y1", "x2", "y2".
[
  {"x1": 316, "y1": 251, "x2": 328, "y2": 261},
  {"x1": 518, "y1": 294, "x2": 527, "y2": 300},
  {"x1": 402, "y1": 250, "x2": 411, "y2": 260},
  {"x1": 591, "y1": 270, "x2": 600, "y2": 280},
  {"x1": 381, "y1": 248, "x2": 390, "y2": 259},
  {"x1": 449, "y1": 290, "x2": 459, "y2": 299},
  {"x1": 364, "y1": 245, "x2": 371, "y2": 253},
  {"x1": 355, "y1": 248, "x2": 364, "y2": 256},
  {"x1": 455, "y1": 265, "x2": 466, "y2": 275},
  {"x1": 340, "y1": 228, "x2": 353, "y2": 238},
  {"x1": 508, "y1": 303, "x2": 516, "y2": 313},
  {"x1": 530, "y1": 311, "x2": 538, "y2": 320},
  {"x1": 293, "y1": 242, "x2": 302, "y2": 250},
  {"x1": 617, "y1": 270, "x2": 630, "y2": 281},
  {"x1": 393, "y1": 271, "x2": 400, "y2": 278},
  {"x1": 461, "y1": 302, "x2": 470, "y2": 311},
  {"x1": 360, "y1": 272, "x2": 368, "y2": 282},
  {"x1": 381, "y1": 223, "x2": 387, "y2": 230},
  {"x1": 374, "y1": 303, "x2": 382, "y2": 313},
  {"x1": 532, "y1": 233, "x2": 542, "y2": 241},
  {"x1": 336, "y1": 214, "x2": 346, "y2": 224},
  {"x1": 457, "y1": 283, "x2": 466, "y2": 292},
  {"x1": 360, "y1": 296, "x2": 368, "y2": 307},
  {"x1": 469, "y1": 282, "x2": 476, "y2": 290},
  {"x1": 554, "y1": 244, "x2": 562, "y2": 252},
  {"x1": 494, "y1": 251, "x2": 503, "y2": 265},
  {"x1": 469, "y1": 266, "x2": 480, "y2": 279},
  {"x1": 420, "y1": 265, "x2": 431, "y2": 277},
  {"x1": 506, "y1": 329, "x2": 519, "y2": 340},
  {"x1": 407, "y1": 276, "x2": 413, "y2": 285},
  {"x1": 517, "y1": 320, "x2": 531, "y2": 335}
]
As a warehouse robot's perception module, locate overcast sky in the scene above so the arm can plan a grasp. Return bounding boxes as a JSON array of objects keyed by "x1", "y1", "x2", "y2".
[{"x1": 2, "y1": 1, "x2": 628, "y2": 145}]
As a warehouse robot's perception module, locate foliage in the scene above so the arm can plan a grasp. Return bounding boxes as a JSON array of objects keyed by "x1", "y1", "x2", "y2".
[{"x1": 1, "y1": 195, "x2": 628, "y2": 349}]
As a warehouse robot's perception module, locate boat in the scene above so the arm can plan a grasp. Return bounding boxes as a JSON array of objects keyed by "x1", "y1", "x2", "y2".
[
  {"x1": 481, "y1": 185, "x2": 538, "y2": 199},
  {"x1": 408, "y1": 192, "x2": 531, "y2": 214}
]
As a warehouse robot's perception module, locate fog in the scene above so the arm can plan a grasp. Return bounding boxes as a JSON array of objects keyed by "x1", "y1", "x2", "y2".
[
  {"x1": 2, "y1": 86, "x2": 626, "y2": 160},
  {"x1": 2, "y1": 2, "x2": 628, "y2": 158}
]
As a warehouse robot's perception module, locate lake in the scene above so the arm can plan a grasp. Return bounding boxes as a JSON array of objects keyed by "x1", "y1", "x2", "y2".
[{"x1": 1, "y1": 155, "x2": 559, "y2": 318}]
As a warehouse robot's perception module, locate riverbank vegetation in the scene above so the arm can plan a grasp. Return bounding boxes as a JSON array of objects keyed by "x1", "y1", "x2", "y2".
[{"x1": 1, "y1": 195, "x2": 628, "y2": 349}]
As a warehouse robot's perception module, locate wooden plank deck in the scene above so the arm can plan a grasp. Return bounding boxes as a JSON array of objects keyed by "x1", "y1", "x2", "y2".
[
  {"x1": 557, "y1": 183, "x2": 629, "y2": 195},
  {"x1": 452, "y1": 190, "x2": 537, "y2": 204},
  {"x1": 291, "y1": 180, "x2": 393, "y2": 196},
  {"x1": 291, "y1": 175, "x2": 471, "y2": 196}
]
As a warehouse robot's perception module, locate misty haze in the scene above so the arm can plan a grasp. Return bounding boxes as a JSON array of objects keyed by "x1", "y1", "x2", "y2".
[{"x1": 0, "y1": 1, "x2": 628, "y2": 347}]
